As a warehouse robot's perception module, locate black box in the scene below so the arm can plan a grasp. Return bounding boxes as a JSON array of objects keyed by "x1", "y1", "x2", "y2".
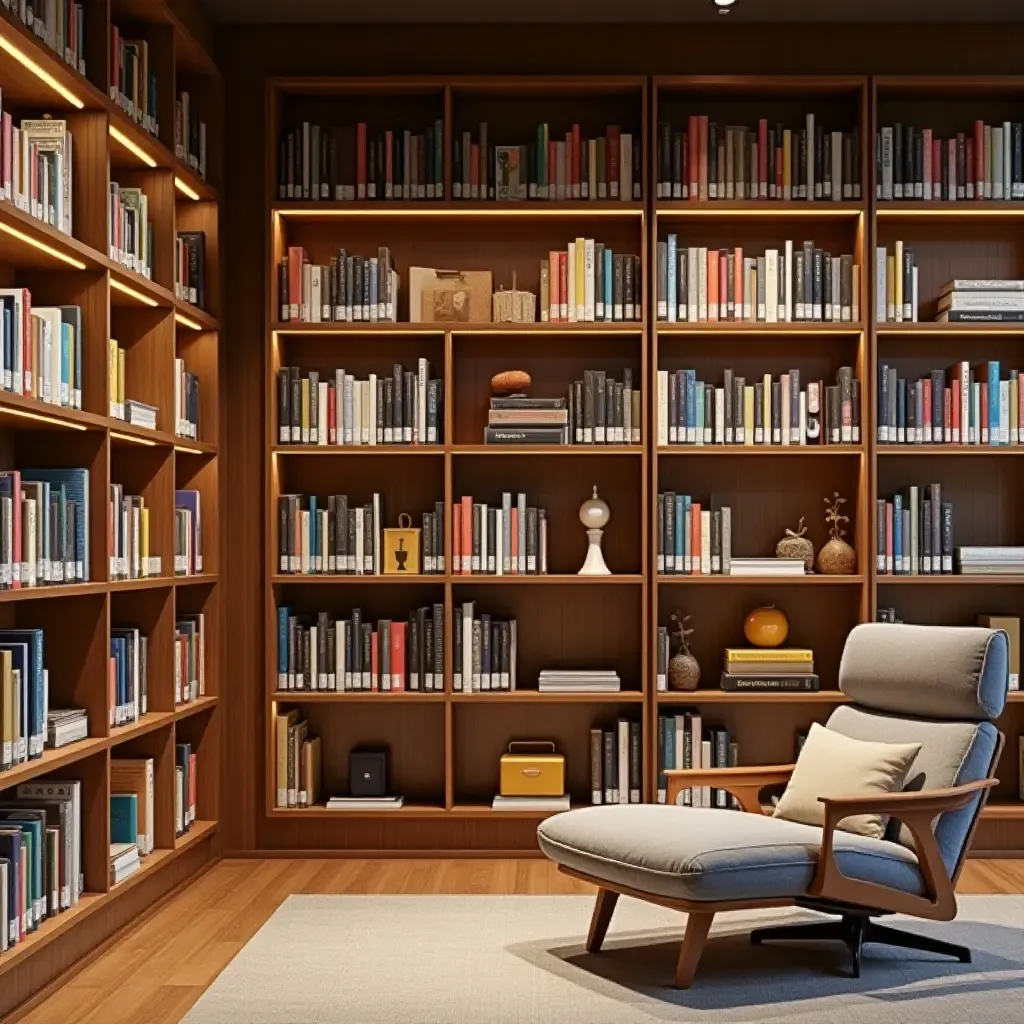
[{"x1": 350, "y1": 747, "x2": 388, "y2": 797}]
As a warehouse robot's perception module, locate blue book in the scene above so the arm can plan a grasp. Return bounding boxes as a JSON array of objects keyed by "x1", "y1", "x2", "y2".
[
  {"x1": 986, "y1": 361, "x2": 1001, "y2": 445},
  {"x1": 21, "y1": 469, "x2": 89, "y2": 581},
  {"x1": 277, "y1": 606, "x2": 289, "y2": 687},
  {"x1": 664, "y1": 717, "x2": 675, "y2": 783},
  {"x1": 2, "y1": 303, "x2": 10, "y2": 389},
  {"x1": 893, "y1": 493, "x2": 903, "y2": 572},
  {"x1": 0, "y1": 636, "x2": 38, "y2": 761},
  {"x1": 109, "y1": 793, "x2": 138, "y2": 846},
  {"x1": 695, "y1": 383, "x2": 705, "y2": 443},
  {"x1": 174, "y1": 490, "x2": 202, "y2": 574},
  {"x1": 603, "y1": 248, "x2": 612, "y2": 321},
  {"x1": 667, "y1": 234, "x2": 677, "y2": 323},
  {"x1": 0, "y1": 830, "x2": 23, "y2": 943},
  {"x1": 0, "y1": 811, "x2": 43, "y2": 925},
  {"x1": 59, "y1": 307, "x2": 83, "y2": 409}
]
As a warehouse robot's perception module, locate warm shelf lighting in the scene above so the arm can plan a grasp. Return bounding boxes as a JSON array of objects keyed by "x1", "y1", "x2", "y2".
[
  {"x1": 174, "y1": 176, "x2": 200, "y2": 200},
  {"x1": 175, "y1": 311, "x2": 203, "y2": 330},
  {"x1": 110, "y1": 430, "x2": 157, "y2": 446},
  {"x1": 174, "y1": 443, "x2": 203, "y2": 455},
  {"x1": 108, "y1": 125, "x2": 157, "y2": 167},
  {"x1": 110, "y1": 277, "x2": 159, "y2": 307},
  {"x1": 658, "y1": 205, "x2": 862, "y2": 219},
  {"x1": 276, "y1": 205, "x2": 642, "y2": 218},
  {"x1": 0, "y1": 221, "x2": 87, "y2": 269},
  {"x1": 0, "y1": 405, "x2": 87, "y2": 430},
  {"x1": 876, "y1": 206, "x2": 1024, "y2": 218},
  {"x1": 0, "y1": 34, "x2": 83, "y2": 108}
]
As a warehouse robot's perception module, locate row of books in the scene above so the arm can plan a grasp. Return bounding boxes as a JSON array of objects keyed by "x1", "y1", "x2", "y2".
[
  {"x1": 877, "y1": 360, "x2": 1024, "y2": 445},
  {"x1": 454, "y1": 124, "x2": 640, "y2": 202},
  {"x1": 174, "y1": 357, "x2": 200, "y2": 440},
  {"x1": 174, "y1": 231, "x2": 206, "y2": 310},
  {"x1": 589, "y1": 721, "x2": 642, "y2": 805},
  {"x1": 175, "y1": 91, "x2": 207, "y2": 181},
  {"x1": 110, "y1": 758, "x2": 155, "y2": 888},
  {"x1": 109, "y1": 627, "x2": 147, "y2": 727},
  {"x1": 108, "y1": 340, "x2": 153, "y2": 427},
  {"x1": 175, "y1": 613, "x2": 205, "y2": 705},
  {"x1": 876, "y1": 484, "x2": 953, "y2": 575},
  {"x1": 5, "y1": 1, "x2": 86, "y2": 78},
  {"x1": 0, "y1": 293, "x2": 82, "y2": 410},
  {"x1": 453, "y1": 603, "x2": 515, "y2": 692},
  {"x1": 0, "y1": 468, "x2": 89, "y2": 587},
  {"x1": 452, "y1": 494, "x2": 547, "y2": 576},
  {"x1": 0, "y1": 777, "x2": 83, "y2": 951},
  {"x1": 278, "y1": 121, "x2": 445, "y2": 202},
  {"x1": 274, "y1": 710, "x2": 321, "y2": 809},
  {"x1": 0, "y1": 111, "x2": 73, "y2": 236},
  {"x1": 657, "y1": 368, "x2": 860, "y2": 447},
  {"x1": 109, "y1": 486, "x2": 159, "y2": 581},
  {"x1": 276, "y1": 605, "x2": 444, "y2": 693},
  {"x1": 656, "y1": 712, "x2": 737, "y2": 807},
  {"x1": 540, "y1": 670, "x2": 621, "y2": 693},
  {"x1": 175, "y1": 742, "x2": 197, "y2": 836},
  {"x1": 276, "y1": 363, "x2": 443, "y2": 446},
  {"x1": 656, "y1": 495, "x2": 732, "y2": 575},
  {"x1": 110, "y1": 26, "x2": 158, "y2": 137},
  {"x1": 877, "y1": 123, "x2": 1024, "y2": 202},
  {"x1": 539, "y1": 243, "x2": 642, "y2": 323},
  {"x1": 277, "y1": 495, "x2": 445, "y2": 576},
  {"x1": 279, "y1": 246, "x2": 398, "y2": 323},
  {"x1": 655, "y1": 238, "x2": 860, "y2": 323},
  {"x1": 656, "y1": 116, "x2": 861, "y2": 202},
  {"x1": 0, "y1": 630, "x2": 48, "y2": 767},
  {"x1": 108, "y1": 181, "x2": 153, "y2": 280},
  {"x1": 173, "y1": 489, "x2": 202, "y2": 576}
]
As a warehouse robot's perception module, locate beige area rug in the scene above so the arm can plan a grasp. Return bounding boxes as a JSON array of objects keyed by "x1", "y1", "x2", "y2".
[{"x1": 182, "y1": 894, "x2": 1024, "y2": 1023}]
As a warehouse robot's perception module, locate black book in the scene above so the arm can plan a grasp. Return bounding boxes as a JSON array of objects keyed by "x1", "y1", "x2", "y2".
[
  {"x1": 484, "y1": 427, "x2": 563, "y2": 444},
  {"x1": 720, "y1": 673, "x2": 820, "y2": 692}
]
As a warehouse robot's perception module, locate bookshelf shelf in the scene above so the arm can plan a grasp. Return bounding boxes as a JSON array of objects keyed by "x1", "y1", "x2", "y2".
[
  {"x1": 878, "y1": 447, "x2": 1024, "y2": 456},
  {"x1": 876, "y1": 202, "x2": 1024, "y2": 220},
  {"x1": 0, "y1": 1, "x2": 223, "y2": 1011},
  {"x1": 175, "y1": 696, "x2": 220, "y2": 721},
  {"x1": 174, "y1": 819, "x2": 218, "y2": 852},
  {"x1": 271, "y1": 574, "x2": 440, "y2": 586},
  {"x1": 175, "y1": 574, "x2": 220, "y2": 588},
  {"x1": 273, "y1": 201, "x2": 645, "y2": 219},
  {"x1": 656, "y1": 574, "x2": 867, "y2": 585},
  {"x1": 877, "y1": 576, "x2": 1024, "y2": 585},
  {"x1": 450, "y1": 803, "x2": 574, "y2": 819},
  {"x1": 452, "y1": 323, "x2": 646, "y2": 335},
  {"x1": 657, "y1": 445, "x2": 864, "y2": 456},
  {"x1": 981, "y1": 804, "x2": 1024, "y2": 820},
  {"x1": 452, "y1": 574, "x2": 644, "y2": 585},
  {"x1": 656, "y1": 201, "x2": 864, "y2": 220},
  {"x1": 657, "y1": 322, "x2": 865, "y2": 336},
  {"x1": 271, "y1": 446, "x2": 444, "y2": 456},
  {"x1": 875, "y1": 323, "x2": 1024, "y2": 336},
  {"x1": 449, "y1": 692, "x2": 645, "y2": 703},
  {"x1": 269, "y1": 804, "x2": 448, "y2": 819},
  {"x1": 656, "y1": 691, "x2": 849, "y2": 704},
  {"x1": 271, "y1": 691, "x2": 448, "y2": 703},
  {"x1": 451, "y1": 445, "x2": 642, "y2": 456}
]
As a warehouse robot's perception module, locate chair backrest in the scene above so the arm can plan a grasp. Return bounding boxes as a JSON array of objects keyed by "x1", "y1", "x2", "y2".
[{"x1": 827, "y1": 624, "x2": 1008, "y2": 880}]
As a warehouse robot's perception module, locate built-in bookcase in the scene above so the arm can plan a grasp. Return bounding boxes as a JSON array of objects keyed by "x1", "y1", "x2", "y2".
[
  {"x1": 0, "y1": 3, "x2": 221, "y2": 1016},
  {"x1": 262, "y1": 74, "x2": 1024, "y2": 857}
]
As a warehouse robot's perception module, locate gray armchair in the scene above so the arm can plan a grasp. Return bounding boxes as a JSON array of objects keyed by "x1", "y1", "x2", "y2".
[{"x1": 537, "y1": 624, "x2": 1008, "y2": 987}]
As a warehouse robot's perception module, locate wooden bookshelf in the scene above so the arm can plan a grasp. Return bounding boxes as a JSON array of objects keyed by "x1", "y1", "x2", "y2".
[{"x1": 0, "y1": 2, "x2": 222, "y2": 1016}]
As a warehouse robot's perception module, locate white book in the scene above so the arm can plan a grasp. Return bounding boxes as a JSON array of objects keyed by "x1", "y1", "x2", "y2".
[
  {"x1": 335, "y1": 621, "x2": 346, "y2": 691},
  {"x1": 783, "y1": 240, "x2": 793, "y2": 322},
  {"x1": 700, "y1": 510, "x2": 711, "y2": 574},
  {"x1": 584, "y1": 238, "x2": 595, "y2": 322},
  {"x1": 799, "y1": 391, "x2": 808, "y2": 445},
  {"x1": 566, "y1": 240, "x2": 576, "y2": 323},
  {"x1": 765, "y1": 250, "x2": 779, "y2": 323},
  {"x1": 1005, "y1": 122, "x2": 1012, "y2": 201},
  {"x1": 687, "y1": 247, "x2": 698, "y2": 322},
  {"x1": 876, "y1": 247, "x2": 887, "y2": 323},
  {"x1": 697, "y1": 247, "x2": 708, "y2": 321},
  {"x1": 417, "y1": 359, "x2": 428, "y2": 444},
  {"x1": 517, "y1": 493, "x2": 527, "y2": 574},
  {"x1": 1001, "y1": 380, "x2": 1011, "y2": 444},
  {"x1": 352, "y1": 381, "x2": 362, "y2": 446},
  {"x1": 368, "y1": 373, "x2": 378, "y2": 445},
  {"x1": 657, "y1": 370, "x2": 668, "y2": 446},
  {"x1": 501, "y1": 493, "x2": 512, "y2": 574},
  {"x1": 714, "y1": 389, "x2": 725, "y2": 444}
]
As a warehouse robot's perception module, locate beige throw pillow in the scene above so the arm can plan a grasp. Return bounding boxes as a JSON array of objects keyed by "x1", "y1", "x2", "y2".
[{"x1": 773, "y1": 723, "x2": 921, "y2": 838}]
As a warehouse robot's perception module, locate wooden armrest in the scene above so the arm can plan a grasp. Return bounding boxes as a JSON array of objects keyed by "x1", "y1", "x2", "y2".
[
  {"x1": 811, "y1": 777, "x2": 999, "y2": 921},
  {"x1": 665, "y1": 765, "x2": 794, "y2": 814}
]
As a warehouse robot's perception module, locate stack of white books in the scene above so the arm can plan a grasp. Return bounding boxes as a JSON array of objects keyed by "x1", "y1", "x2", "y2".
[
  {"x1": 957, "y1": 547, "x2": 1024, "y2": 575},
  {"x1": 492, "y1": 795, "x2": 570, "y2": 812},
  {"x1": 110, "y1": 842, "x2": 140, "y2": 885},
  {"x1": 326, "y1": 795, "x2": 405, "y2": 811},
  {"x1": 538, "y1": 670, "x2": 620, "y2": 693},
  {"x1": 729, "y1": 557, "x2": 806, "y2": 577}
]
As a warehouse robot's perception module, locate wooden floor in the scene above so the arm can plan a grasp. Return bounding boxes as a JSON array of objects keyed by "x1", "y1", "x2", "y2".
[{"x1": 14, "y1": 856, "x2": 1024, "y2": 1024}]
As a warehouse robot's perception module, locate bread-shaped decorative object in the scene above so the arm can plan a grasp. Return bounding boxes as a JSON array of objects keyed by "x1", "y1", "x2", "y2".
[{"x1": 491, "y1": 370, "x2": 531, "y2": 395}]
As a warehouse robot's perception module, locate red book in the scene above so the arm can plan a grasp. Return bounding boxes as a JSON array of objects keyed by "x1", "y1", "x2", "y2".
[
  {"x1": 384, "y1": 129, "x2": 393, "y2": 197},
  {"x1": 719, "y1": 251, "x2": 728, "y2": 320},
  {"x1": 885, "y1": 502, "x2": 894, "y2": 574},
  {"x1": 707, "y1": 251, "x2": 719, "y2": 322},
  {"x1": 461, "y1": 496, "x2": 473, "y2": 574},
  {"x1": 950, "y1": 380, "x2": 960, "y2": 443},
  {"x1": 371, "y1": 631, "x2": 379, "y2": 690},
  {"x1": 688, "y1": 115, "x2": 699, "y2": 198},
  {"x1": 690, "y1": 504, "x2": 701, "y2": 574},
  {"x1": 391, "y1": 621, "x2": 405, "y2": 691},
  {"x1": 974, "y1": 119, "x2": 985, "y2": 197},
  {"x1": 327, "y1": 386, "x2": 336, "y2": 445},
  {"x1": 698, "y1": 116, "x2": 709, "y2": 200},
  {"x1": 510, "y1": 508, "x2": 519, "y2": 574},
  {"x1": 757, "y1": 119, "x2": 768, "y2": 198},
  {"x1": 922, "y1": 128, "x2": 933, "y2": 199},
  {"x1": 452, "y1": 502, "x2": 462, "y2": 572},
  {"x1": 287, "y1": 246, "x2": 305, "y2": 321},
  {"x1": 944, "y1": 387, "x2": 952, "y2": 443},
  {"x1": 356, "y1": 122, "x2": 367, "y2": 199},
  {"x1": 559, "y1": 250, "x2": 569, "y2": 319},
  {"x1": 607, "y1": 126, "x2": 620, "y2": 199},
  {"x1": 547, "y1": 249, "x2": 560, "y2": 321},
  {"x1": 571, "y1": 123, "x2": 580, "y2": 195},
  {"x1": 981, "y1": 382, "x2": 989, "y2": 442}
]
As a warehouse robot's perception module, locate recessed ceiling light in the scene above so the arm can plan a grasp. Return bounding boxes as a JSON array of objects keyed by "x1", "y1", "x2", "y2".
[{"x1": 714, "y1": 0, "x2": 736, "y2": 5}]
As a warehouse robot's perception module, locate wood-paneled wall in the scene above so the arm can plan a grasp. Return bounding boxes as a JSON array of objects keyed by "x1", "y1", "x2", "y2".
[{"x1": 218, "y1": 22, "x2": 1024, "y2": 855}]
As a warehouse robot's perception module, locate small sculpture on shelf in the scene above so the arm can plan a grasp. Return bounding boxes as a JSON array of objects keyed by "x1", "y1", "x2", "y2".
[
  {"x1": 492, "y1": 272, "x2": 537, "y2": 323},
  {"x1": 491, "y1": 369, "x2": 531, "y2": 395},
  {"x1": 668, "y1": 612, "x2": 701, "y2": 691},
  {"x1": 818, "y1": 492, "x2": 856, "y2": 575},
  {"x1": 775, "y1": 517, "x2": 815, "y2": 574},
  {"x1": 578, "y1": 486, "x2": 611, "y2": 576},
  {"x1": 743, "y1": 605, "x2": 789, "y2": 648}
]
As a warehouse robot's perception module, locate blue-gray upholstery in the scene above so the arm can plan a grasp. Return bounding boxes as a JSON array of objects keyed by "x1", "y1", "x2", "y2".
[{"x1": 537, "y1": 806, "x2": 924, "y2": 902}]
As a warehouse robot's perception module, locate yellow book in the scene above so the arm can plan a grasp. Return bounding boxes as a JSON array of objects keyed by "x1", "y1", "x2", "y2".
[
  {"x1": 725, "y1": 648, "x2": 814, "y2": 662},
  {"x1": 566, "y1": 240, "x2": 576, "y2": 322},
  {"x1": 108, "y1": 338, "x2": 119, "y2": 415},
  {"x1": 275, "y1": 709, "x2": 300, "y2": 808},
  {"x1": 117, "y1": 349, "x2": 126, "y2": 405},
  {"x1": 575, "y1": 236, "x2": 585, "y2": 322},
  {"x1": 539, "y1": 259, "x2": 549, "y2": 323},
  {"x1": 782, "y1": 129, "x2": 792, "y2": 198},
  {"x1": 762, "y1": 373, "x2": 772, "y2": 445},
  {"x1": 140, "y1": 506, "x2": 150, "y2": 576},
  {"x1": 744, "y1": 385, "x2": 755, "y2": 446},
  {"x1": 894, "y1": 240, "x2": 903, "y2": 321},
  {"x1": 0, "y1": 650, "x2": 12, "y2": 770}
]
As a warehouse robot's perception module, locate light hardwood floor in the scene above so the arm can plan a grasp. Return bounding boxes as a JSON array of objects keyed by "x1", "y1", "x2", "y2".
[{"x1": 14, "y1": 857, "x2": 1024, "y2": 1024}]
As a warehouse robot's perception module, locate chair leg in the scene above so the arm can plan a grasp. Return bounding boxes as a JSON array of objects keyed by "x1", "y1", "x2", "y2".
[
  {"x1": 674, "y1": 911, "x2": 715, "y2": 989},
  {"x1": 866, "y1": 921, "x2": 972, "y2": 964},
  {"x1": 585, "y1": 888, "x2": 619, "y2": 954}
]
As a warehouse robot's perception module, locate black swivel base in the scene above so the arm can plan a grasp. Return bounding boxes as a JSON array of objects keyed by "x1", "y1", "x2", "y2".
[{"x1": 750, "y1": 914, "x2": 972, "y2": 978}]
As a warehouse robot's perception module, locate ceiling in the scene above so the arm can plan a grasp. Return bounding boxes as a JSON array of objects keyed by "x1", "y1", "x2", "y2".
[{"x1": 198, "y1": 0, "x2": 1024, "y2": 24}]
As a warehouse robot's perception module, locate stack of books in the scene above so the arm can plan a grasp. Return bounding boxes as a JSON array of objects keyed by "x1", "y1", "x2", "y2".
[
  {"x1": 538, "y1": 670, "x2": 621, "y2": 693},
  {"x1": 46, "y1": 708, "x2": 88, "y2": 749},
  {"x1": 936, "y1": 280, "x2": 1024, "y2": 324},
  {"x1": 492, "y1": 795, "x2": 570, "y2": 812},
  {"x1": 729, "y1": 557, "x2": 806, "y2": 577},
  {"x1": 327, "y1": 795, "x2": 404, "y2": 811},
  {"x1": 485, "y1": 396, "x2": 567, "y2": 445},
  {"x1": 957, "y1": 547, "x2": 1024, "y2": 575},
  {"x1": 125, "y1": 400, "x2": 157, "y2": 430},
  {"x1": 720, "y1": 648, "x2": 819, "y2": 692},
  {"x1": 109, "y1": 842, "x2": 140, "y2": 885}
]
